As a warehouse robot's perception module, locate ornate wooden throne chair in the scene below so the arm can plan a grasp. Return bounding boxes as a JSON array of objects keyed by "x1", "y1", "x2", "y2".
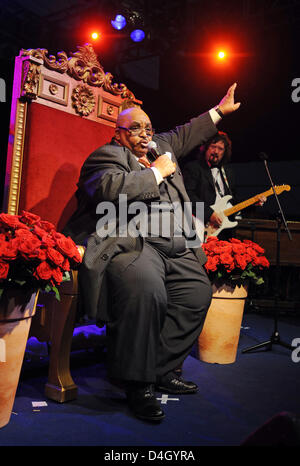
[{"x1": 3, "y1": 43, "x2": 140, "y2": 402}]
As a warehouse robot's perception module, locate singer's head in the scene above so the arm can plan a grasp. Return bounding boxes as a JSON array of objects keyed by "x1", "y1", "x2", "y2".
[{"x1": 114, "y1": 106, "x2": 154, "y2": 158}]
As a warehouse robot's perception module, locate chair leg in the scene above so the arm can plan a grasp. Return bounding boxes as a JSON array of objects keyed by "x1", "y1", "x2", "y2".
[
  {"x1": 29, "y1": 271, "x2": 80, "y2": 403},
  {"x1": 44, "y1": 290, "x2": 78, "y2": 402}
]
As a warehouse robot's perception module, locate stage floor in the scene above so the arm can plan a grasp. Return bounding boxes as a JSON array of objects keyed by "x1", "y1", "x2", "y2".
[{"x1": 0, "y1": 311, "x2": 299, "y2": 447}]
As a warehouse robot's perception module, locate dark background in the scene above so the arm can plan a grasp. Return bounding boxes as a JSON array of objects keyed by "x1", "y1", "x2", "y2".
[{"x1": 1, "y1": 0, "x2": 300, "y2": 217}]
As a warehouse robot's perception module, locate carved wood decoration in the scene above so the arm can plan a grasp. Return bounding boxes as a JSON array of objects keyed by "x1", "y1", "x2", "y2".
[
  {"x1": 21, "y1": 43, "x2": 136, "y2": 101},
  {"x1": 21, "y1": 58, "x2": 42, "y2": 100},
  {"x1": 71, "y1": 84, "x2": 96, "y2": 116},
  {"x1": 18, "y1": 43, "x2": 141, "y2": 125}
]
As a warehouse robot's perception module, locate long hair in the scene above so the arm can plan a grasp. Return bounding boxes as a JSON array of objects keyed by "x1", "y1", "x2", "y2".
[{"x1": 197, "y1": 131, "x2": 232, "y2": 164}]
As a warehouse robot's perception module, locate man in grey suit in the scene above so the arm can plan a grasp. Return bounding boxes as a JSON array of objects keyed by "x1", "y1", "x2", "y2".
[{"x1": 64, "y1": 83, "x2": 240, "y2": 421}]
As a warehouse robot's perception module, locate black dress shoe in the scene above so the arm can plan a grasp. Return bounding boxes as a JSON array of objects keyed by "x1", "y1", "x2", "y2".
[
  {"x1": 156, "y1": 373, "x2": 198, "y2": 394},
  {"x1": 126, "y1": 383, "x2": 165, "y2": 422}
]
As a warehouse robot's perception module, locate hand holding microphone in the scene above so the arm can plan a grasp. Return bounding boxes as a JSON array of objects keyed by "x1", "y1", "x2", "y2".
[{"x1": 147, "y1": 141, "x2": 176, "y2": 179}]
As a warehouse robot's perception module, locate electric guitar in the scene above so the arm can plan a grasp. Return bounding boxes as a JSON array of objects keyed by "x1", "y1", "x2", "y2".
[{"x1": 205, "y1": 184, "x2": 291, "y2": 237}]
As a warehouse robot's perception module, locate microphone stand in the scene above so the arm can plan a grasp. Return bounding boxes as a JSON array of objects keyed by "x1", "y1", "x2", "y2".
[{"x1": 242, "y1": 155, "x2": 293, "y2": 354}]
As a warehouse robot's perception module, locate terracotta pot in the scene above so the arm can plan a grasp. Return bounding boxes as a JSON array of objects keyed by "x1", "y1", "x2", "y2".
[
  {"x1": 0, "y1": 288, "x2": 39, "y2": 428},
  {"x1": 198, "y1": 283, "x2": 248, "y2": 364}
]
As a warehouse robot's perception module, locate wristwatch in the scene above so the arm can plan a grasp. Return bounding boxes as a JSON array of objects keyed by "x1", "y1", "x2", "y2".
[{"x1": 215, "y1": 106, "x2": 224, "y2": 118}]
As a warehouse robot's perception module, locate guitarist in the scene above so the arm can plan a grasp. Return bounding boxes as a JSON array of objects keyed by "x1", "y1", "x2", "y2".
[{"x1": 182, "y1": 131, "x2": 265, "y2": 239}]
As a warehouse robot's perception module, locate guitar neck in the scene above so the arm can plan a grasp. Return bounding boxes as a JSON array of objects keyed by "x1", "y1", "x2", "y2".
[{"x1": 224, "y1": 188, "x2": 272, "y2": 217}]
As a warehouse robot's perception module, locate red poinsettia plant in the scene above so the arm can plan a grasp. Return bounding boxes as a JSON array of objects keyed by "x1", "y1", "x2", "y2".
[
  {"x1": 0, "y1": 210, "x2": 82, "y2": 300},
  {"x1": 202, "y1": 236, "x2": 270, "y2": 287}
]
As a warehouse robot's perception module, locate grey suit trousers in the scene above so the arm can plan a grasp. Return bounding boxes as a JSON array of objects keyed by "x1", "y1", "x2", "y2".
[{"x1": 106, "y1": 240, "x2": 212, "y2": 383}]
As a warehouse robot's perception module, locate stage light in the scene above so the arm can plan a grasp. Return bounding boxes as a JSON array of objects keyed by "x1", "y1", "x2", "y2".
[
  {"x1": 111, "y1": 14, "x2": 126, "y2": 30},
  {"x1": 217, "y1": 50, "x2": 226, "y2": 60},
  {"x1": 130, "y1": 29, "x2": 145, "y2": 42},
  {"x1": 91, "y1": 31, "x2": 100, "y2": 40}
]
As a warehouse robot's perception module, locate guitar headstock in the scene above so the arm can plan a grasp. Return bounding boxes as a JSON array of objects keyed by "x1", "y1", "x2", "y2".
[{"x1": 274, "y1": 184, "x2": 291, "y2": 194}]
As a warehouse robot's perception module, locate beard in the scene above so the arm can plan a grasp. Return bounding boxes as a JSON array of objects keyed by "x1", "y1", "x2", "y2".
[{"x1": 209, "y1": 156, "x2": 221, "y2": 168}]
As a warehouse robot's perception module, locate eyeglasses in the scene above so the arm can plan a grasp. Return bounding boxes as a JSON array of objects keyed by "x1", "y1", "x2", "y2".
[{"x1": 117, "y1": 125, "x2": 154, "y2": 137}]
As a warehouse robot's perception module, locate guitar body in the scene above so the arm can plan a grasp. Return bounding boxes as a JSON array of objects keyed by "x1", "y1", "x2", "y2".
[
  {"x1": 205, "y1": 195, "x2": 238, "y2": 237},
  {"x1": 202, "y1": 184, "x2": 290, "y2": 239}
]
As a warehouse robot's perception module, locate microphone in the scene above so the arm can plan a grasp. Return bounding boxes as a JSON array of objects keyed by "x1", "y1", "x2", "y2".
[
  {"x1": 259, "y1": 152, "x2": 269, "y2": 161},
  {"x1": 147, "y1": 141, "x2": 174, "y2": 178},
  {"x1": 147, "y1": 140, "x2": 161, "y2": 163}
]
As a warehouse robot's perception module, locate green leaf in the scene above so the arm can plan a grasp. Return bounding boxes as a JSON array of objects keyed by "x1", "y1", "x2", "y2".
[
  {"x1": 255, "y1": 277, "x2": 264, "y2": 285},
  {"x1": 52, "y1": 286, "x2": 61, "y2": 301},
  {"x1": 15, "y1": 280, "x2": 26, "y2": 286},
  {"x1": 62, "y1": 271, "x2": 71, "y2": 282}
]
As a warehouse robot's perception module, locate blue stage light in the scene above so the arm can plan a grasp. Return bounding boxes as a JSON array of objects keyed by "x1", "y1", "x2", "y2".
[
  {"x1": 130, "y1": 29, "x2": 145, "y2": 42},
  {"x1": 111, "y1": 14, "x2": 126, "y2": 30}
]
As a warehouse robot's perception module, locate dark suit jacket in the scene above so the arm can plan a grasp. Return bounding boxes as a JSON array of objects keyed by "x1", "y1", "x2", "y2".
[
  {"x1": 182, "y1": 158, "x2": 236, "y2": 225},
  {"x1": 64, "y1": 111, "x2": 217, "y2": 321}
]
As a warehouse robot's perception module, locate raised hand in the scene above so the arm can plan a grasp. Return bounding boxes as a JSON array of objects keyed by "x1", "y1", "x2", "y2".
[{"x1": 218, "y1": 83, "x2": 241, "y2": 115}]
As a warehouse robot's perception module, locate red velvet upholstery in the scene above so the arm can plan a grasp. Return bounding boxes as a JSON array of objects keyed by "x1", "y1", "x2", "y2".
[{"x1": 19, "y1": 102, "x2": 115, "y2": 230}]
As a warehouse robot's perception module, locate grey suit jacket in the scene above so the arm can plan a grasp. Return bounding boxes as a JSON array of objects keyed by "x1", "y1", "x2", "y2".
[{"x1": 64, "y1": 111, "x2": 217, "y2": 321}]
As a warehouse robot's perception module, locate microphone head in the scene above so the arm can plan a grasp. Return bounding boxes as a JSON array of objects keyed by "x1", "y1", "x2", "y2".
[
  {"x1": 147, "y1": 140, "x2": 157, "y2": 151},
  {"x1": 259, "y1": 152, "x2": 268, "y2": 161},
  {"x1": 146, "y1": 140, "x2": 159, "y2": 162}
]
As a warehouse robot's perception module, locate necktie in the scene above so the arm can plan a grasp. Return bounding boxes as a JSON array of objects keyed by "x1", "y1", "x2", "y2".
[{"x1": 138, "y1": 155, "x2": 151, "y2": 168}]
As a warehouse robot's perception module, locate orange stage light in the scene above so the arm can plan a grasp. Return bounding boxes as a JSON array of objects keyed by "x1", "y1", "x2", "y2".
[
  {"x1": 91, "y1": 31, "x2": 100, "y2": 40},
  {"x1": 217, "y1": 50, "x2": 226, "y2": 60}
]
